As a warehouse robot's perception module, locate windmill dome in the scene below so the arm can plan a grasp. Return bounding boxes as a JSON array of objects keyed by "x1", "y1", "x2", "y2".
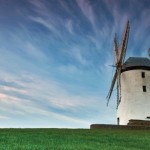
[
  {"x1": 122, "y1": 57, "x2": 150, "y2": 71},
  {"x1": 117, "y1": 57, "x2": 150, "y2": 125}
]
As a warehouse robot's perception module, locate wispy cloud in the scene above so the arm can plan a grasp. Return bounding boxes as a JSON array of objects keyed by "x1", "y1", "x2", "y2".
[
  {"x1": 76, "y1": 0, "x2": 96, "y2": 29},
  {"x1": 29, "y1": 16, "x2": 61, "y2": 37},
  {"x1": 68, "y1": 46, "x2": 88, "y2": 65},
  {"x1": 0, "y1": 115, "x2": 9, "y2": 119},
  {"x1": 0, "y1": 70, "x2": 108, "y2": 127},
  {"x1": 24, "y1": 42, "x2": 48, "y2": 62},
  {"x1": 65, "y1": 19, "x2": 74, "y2": 34}
]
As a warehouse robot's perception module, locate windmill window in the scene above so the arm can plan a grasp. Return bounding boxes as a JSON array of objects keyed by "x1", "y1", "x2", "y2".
[
  {"x1": 141, "y1": 72, "x2": 145, "y2": 78},
  {"x1": 143, "y1": 86, "x2": 146, "y2": 92}
]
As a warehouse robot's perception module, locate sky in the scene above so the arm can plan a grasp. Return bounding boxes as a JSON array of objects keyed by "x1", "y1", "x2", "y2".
[{"x1": 0, "y1": 0, "x2": 150, "y2": 128}]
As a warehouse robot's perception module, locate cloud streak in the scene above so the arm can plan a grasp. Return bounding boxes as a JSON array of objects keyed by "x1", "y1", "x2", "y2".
[
  {"x1": 0, "y1": 69, "x2": 109, "y2": 127},
  {"x1": 76, "y1": 0, "x2": 96, "y2": 28}
]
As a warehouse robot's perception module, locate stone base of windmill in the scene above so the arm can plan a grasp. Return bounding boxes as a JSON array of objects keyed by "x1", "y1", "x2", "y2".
[
  {"x1": 127, "y1": 119, "x2": 150, "y2": 126},
  {"x1": 90, "y1": 119, "x2": 150, "y2": 130}
]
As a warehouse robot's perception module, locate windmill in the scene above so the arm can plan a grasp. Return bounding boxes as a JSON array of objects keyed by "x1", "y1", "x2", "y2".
[
  {"x1": 107, "y1": 20, "x2": 130, "y2": 107},
  {"x1": 106, "y1": 21, "x2": 150, "y2": 126}
]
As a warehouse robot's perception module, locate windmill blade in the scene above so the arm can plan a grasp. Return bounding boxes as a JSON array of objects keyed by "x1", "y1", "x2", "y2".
[
  {"x1": 114, "y1": 34, "x2": 119, "y2": 64},
  {"x1": 116, "y1": 68, "x2": 121, "y2": 108},
  {"x1": 118, "y1": 20, "x2": 130, "y2": 65},
  {"x1": 107, "y1": 69, "x2": 118, "y2": 105},
  {"x1": 116, "y1": 77, "x2": 119, "y2": 108}
]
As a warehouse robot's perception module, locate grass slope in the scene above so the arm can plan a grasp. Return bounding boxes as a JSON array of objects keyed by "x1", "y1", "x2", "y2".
[{"x1": 0, "y1": 128, "x2": 150, "y2": 150}]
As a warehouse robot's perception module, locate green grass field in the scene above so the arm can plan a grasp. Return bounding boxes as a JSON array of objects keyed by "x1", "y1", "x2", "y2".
[{"x1": 0, "y1": 128, "x2": 150, "y2": 150}]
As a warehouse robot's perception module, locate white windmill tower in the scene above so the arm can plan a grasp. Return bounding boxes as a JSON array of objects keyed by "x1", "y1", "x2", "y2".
[{"x1": 107, "y1": 21, "x2": 150, "y2": 125}]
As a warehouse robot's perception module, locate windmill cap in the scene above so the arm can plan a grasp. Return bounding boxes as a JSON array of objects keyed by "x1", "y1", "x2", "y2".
[{"x1": 121, "y1": 57, "x2": 150, "y2": 72}]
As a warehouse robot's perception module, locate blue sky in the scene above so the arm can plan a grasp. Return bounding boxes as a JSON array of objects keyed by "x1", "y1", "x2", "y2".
[{"x1": 0, "y1": 0, "x2": 150, "y2": 128}]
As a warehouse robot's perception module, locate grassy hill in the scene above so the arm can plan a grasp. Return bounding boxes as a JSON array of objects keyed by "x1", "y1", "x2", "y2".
[{"x1": 0, "y1": 128, "x2": 150, "y2": 150}]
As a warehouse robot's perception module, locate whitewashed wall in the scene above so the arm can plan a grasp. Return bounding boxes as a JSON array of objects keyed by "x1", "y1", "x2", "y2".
[{"x1": 117, "y1": 69, "x2": 150, "y2": 125}]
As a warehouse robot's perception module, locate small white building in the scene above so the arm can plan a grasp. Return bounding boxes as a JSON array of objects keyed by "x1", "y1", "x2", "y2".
[{"x1": 117, "y1": 57, "x2": 150, "y2": 125}]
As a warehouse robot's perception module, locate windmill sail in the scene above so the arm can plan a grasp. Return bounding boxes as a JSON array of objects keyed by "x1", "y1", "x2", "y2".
[
  {"x1": 118, "y1": 20, "x2": 130, "y2": 66},
  {"x1": 116, "y1": 68, "x2": 121, "y2": 108},
  {"x1": 107, "y1": 69, "x2": 118, "y2": 105},
  {"x1": 114, "y1": 34, "x2": 119, "y2": 64}
]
